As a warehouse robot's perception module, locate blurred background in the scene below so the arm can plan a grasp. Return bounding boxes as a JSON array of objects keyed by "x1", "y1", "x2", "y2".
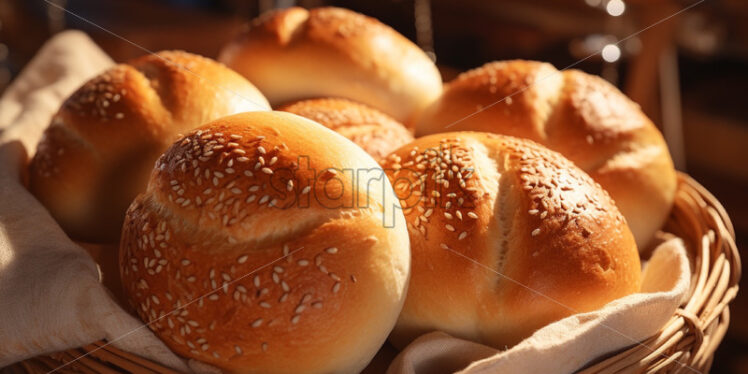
[{"x1": 0, "y1": 0, "x2": 746, "y2": 372}]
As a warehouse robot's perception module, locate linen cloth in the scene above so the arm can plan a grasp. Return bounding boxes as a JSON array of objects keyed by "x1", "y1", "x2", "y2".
[
  {"x1": 387, "y1": 239, "x2": 691, "y2": 374},
  {"x1": 0, "y1": 31, "x2": 190, "y2": 372},
  {"x1": 0, "y1": 31, "x2": 691, "y2": 374}
]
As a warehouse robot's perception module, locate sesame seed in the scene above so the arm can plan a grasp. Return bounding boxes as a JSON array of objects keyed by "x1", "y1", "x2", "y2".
[
  {"x1": 260, "y1": 302, "x2": 271, "y2": 308},
  {"x1": 258, "y1": 146, "x2": 266, "y2": 154},
  {"x1": 532, "y1": 228, "x2": 541, "y2": 236},
  {"x1": 297, "y1": 259, "x2": 309, "y2": 266},
  {"x1": 458, "y1": 232, "x2": 468, "y2": 240},
  {"x1": 325, "y1": 247, "x2": 338, "y2": 254},
  {"x1": 261, "y1": 167, "x2": 273, "y2": 175},
  {"x1": 251, "y1": 318, "x2": 263, "y2": 328},
  {"x1": 445, "y1": 224, "x2": 455, "y2": 232},
  {"x1": 235, "y1": 345, "x2": 243, "y2": 355},
  {"x1": 237, "y1": 255, "x2": 248, "y2": 264},
  {"x1": 291, "y1": 315, "x2": 300, "y2": 324},
  {"x1": 467, "y1": 212, "x2": 478, "y2": 219},
  {"x1": 301, "y1": 186, "x2": 311, "y2": 195},
  {"x1": 332, "y1": 282, "x2": 341, "y2": 293}
]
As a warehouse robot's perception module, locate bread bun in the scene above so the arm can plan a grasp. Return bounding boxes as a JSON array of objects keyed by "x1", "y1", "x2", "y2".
[
  {"x1": 381, "y1": 132, "x2": 641, "y2": 349},
  {"x1": 120, "y1": 111, "x2": 410, "y2": 373},
  {"x1": 218, "y1": 7, "x2": 442, "y2": 124},
  {"x1": 415, "y1": 60, "x2": 676, "y2": 249},
  {"x1": 278, "y1": 98, "x2": 414, "y2": 160},
  {"x1": 28, "y1": 50, "x2": 270, "y2": 242}
]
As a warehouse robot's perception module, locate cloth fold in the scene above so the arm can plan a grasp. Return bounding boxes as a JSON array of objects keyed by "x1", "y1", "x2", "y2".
[
  {"x1": 388, "y1": 238, "x2": 691, "y2": 374},
  {"x1": 0, "y1": 30, "x2": 691, "y2": 374},
  {"x1": 0, "y1": 31, "x2": 189, "y2": 372}
]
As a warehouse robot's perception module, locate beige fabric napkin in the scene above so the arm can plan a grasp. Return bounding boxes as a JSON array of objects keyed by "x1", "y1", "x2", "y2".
[
  {"x1": 0, "y1": 31, "x2": 189, "y2": 372},
  {"x1": 388, "y1": 238, "x2": 691, "y2": 374}
]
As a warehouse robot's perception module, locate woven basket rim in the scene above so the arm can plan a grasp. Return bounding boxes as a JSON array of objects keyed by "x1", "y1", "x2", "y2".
[{"x1": 12, "y1": 172, "x2": 742, "y2": 374}]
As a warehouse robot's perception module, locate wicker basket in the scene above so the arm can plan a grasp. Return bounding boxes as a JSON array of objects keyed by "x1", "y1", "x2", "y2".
[{"x1": 8, "y1": 173, "x2": 741, "y2": 374}]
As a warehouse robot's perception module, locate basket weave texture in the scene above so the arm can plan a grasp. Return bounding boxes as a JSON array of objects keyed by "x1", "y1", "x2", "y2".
[{"x1": 8, "y1": 173, "x2": 741, "y2": 374}]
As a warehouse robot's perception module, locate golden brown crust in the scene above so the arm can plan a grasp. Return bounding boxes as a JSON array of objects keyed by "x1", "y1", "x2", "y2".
[
  {"x1": 382, "y1": 132, "x2": 641, "y2": 349},
  {"x1": 218, "y1": 7, "x2": 442, "y2": 125},
  {"x1": 278, "y1": 98, "x2": 414, "y2": 160},
  {"x1": 120, "y1": 111, "x2": 410, "y2": 374},
  {"x1": 28, "y1": 51, "x2": 270, "y2": 242},
  {"x1": 415, "y1": 60, "x2": 677, "y2": 248}
]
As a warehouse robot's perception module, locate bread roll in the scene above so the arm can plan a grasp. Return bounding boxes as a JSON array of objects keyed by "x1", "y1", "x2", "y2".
[
  {"x1": 28, "y1": 50, "x2": 270, "y2": 242},
  {"x1": 120, "y1": 111, "x2": 410, "y2": 374},
  {"x1": 381, "y1": 132, "x2": 641, "y2": 349},
  {"x1": 278, "y1": 98, "x2": 414, "y2": 160},
  {"x1": 415, "y1": 60, "x2": 677, "y2": 249},
  {"x1": 218, "y1": 7, "x2": 442, "y2": 124}
]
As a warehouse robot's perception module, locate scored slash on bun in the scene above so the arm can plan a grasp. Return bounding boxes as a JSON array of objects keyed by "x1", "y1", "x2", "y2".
[
  {"x1": 381, "y1": 132, "x2": 641, "y2": 349},
  {"x1": 278, "y1": 98, "x2": 414, "y2": 160},
  {"x1": 120, "y1": 111, "x2": 410, "y2": 374},
  {"x1": 28, "y1": 50, "x2": 270, "y2": 242},
  {"x1": 415, "y1": 60, "x2": 677, "y2": 249},
  {"x1": 218, "y1": 7, "x2": 443, "y2": 125}
]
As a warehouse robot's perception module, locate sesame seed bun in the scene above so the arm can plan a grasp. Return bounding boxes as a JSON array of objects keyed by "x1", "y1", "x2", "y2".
[
  {"x1": 381, "y1": 132, "x2": 641, "y2": 349},
  {"x1": 28, "y1": 50, "x2": 270, "y2": 242},
  {"x1": 119, "y1": 111, "x2": 410, "y2": 373},
  {"x1": 278, "y1": 98, "x2": 414, "y2": 160},
  {"x1": 415, "y1": 60, "x2": 677, "y2": 249},
  {"x1": 218, "y1": 7, "x2": 442, "y2": 125}
]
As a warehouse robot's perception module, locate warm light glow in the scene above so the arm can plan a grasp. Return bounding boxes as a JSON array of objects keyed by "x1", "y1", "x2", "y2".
[
  {"x1": 606, "y1": 0, "x2": 626, "y2": 16},
  {"x1": 601, "y1": 44, "x2": 621, "y2": 62}
]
